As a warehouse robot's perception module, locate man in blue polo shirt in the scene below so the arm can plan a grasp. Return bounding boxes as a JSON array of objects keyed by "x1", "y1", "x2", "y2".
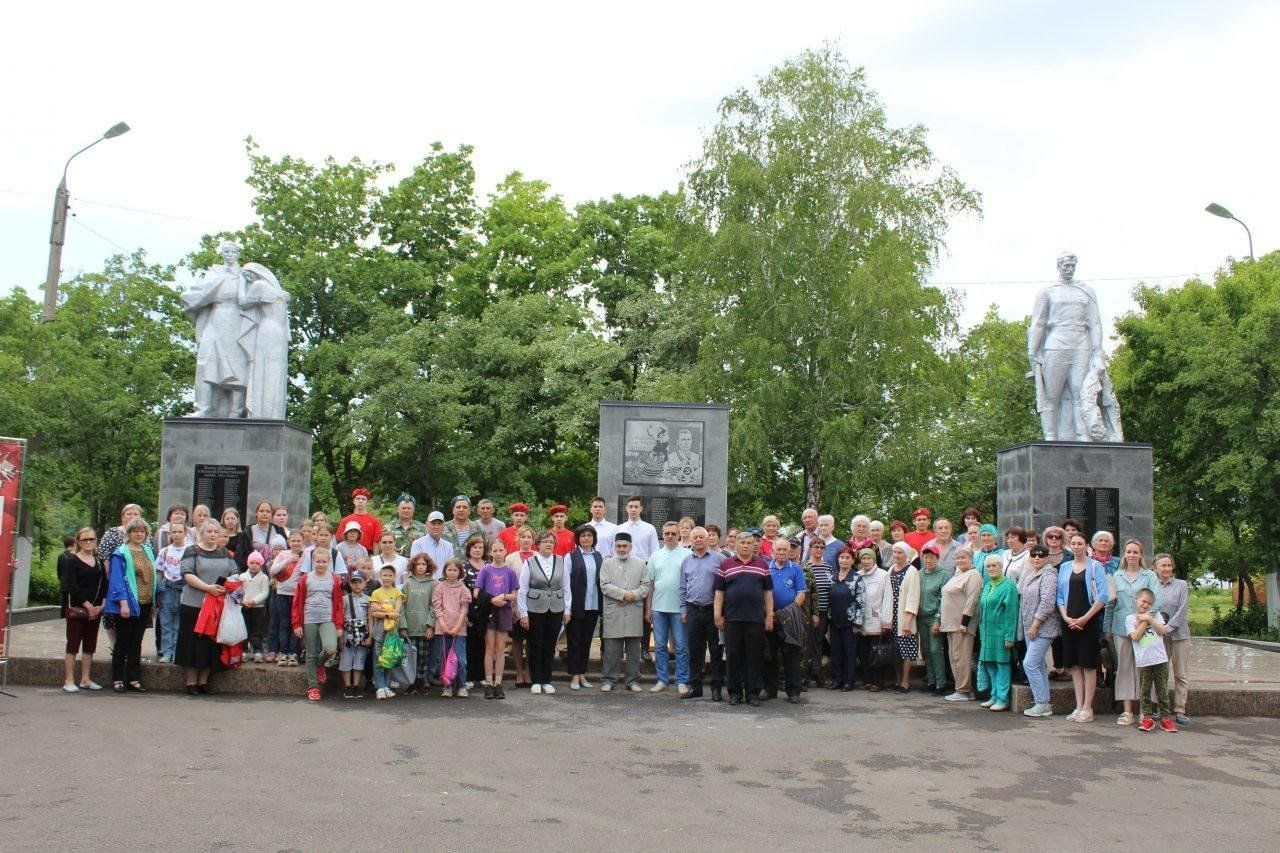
[
  {"x1": 714, "y1": 531, "x2": 774, "y2": 707},
  {"x1": 765, "y1": 537, "x2": 807, "y2": 703},
  {"x1": 680, "y1": 526, "x2": 724, "y2": 701}
]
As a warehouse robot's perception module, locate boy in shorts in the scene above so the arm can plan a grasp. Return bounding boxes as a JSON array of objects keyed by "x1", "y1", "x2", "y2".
[{"x1": 341, "y1": 574, "x2": 372, "y2": 699}]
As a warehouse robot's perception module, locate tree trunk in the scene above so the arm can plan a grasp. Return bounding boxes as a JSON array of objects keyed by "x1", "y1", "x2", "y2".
[{"x1": 804, "y1": 446, "x2": 821, "y2": 510}]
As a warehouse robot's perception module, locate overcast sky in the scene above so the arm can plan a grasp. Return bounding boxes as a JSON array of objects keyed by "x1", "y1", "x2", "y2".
[{"x1": 3, "y1": 0, "x2": 1275, "y2": 339}]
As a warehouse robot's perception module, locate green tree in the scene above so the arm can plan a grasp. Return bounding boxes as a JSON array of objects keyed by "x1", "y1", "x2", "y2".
[
  {"x1": 0, "y1": 252, "x2": 192, "y2": 546},
  {"x1": 683, "y1": 45, "x2": 980, "y2": 519},
  {"x1": 1112, "y1": 253, "x2": 1280, "y2": 606}
]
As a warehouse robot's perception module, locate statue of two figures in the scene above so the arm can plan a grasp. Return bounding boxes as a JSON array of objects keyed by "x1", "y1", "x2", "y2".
[
  {"x1": 1027, "y1": 252, "x2": 1124, "y2": 443},
  {"x1": 180, "y1": 241, "x2": 289, "y2": 420}
]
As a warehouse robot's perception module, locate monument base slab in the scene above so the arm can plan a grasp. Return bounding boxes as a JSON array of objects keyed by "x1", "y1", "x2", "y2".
[
  {"x1": 159, "y1": 418, "x2": 312, "y2": 524},
  {"x1": 996, "y1": 441, "x2": 1153, "y2": 555}
]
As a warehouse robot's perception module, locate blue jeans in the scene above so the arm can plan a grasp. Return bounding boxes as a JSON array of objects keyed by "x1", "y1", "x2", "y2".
[
  {"x1": 269, "y1": 592, "x2": 297, "y2": 656},
  {"x1": 434, "y1": 634, "x2": 469, "y2": 687},
  {"x1": 155, "y1": 578, "x2": 183, "y2": 658},
  {"x1": 1023, "y1": 634, "x2": 1054, "y2": 704},
  {"x1": 980, "y1": 660, "x2": 1012, "y2": 705},
  {"x1": 651, "y1": 611, "x2": 689, "y2": 685}
]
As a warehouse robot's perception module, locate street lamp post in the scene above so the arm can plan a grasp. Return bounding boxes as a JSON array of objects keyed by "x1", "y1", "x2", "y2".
[
  {"x1": 1204, "y1": 202, "x2": 1254, "y2": 261},
  {"x1": 41, "y1": 121, "x2": 131, "y2": 323}
]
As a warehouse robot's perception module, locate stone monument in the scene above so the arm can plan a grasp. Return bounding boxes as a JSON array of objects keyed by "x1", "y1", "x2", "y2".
[
  {"x1": 998, "y1": 252, "x2": 1151, "y2": 549},
  {"x1": 597, "y1": 401, "x2": 728, "y2": 528},
  {"x1": 157, "y1": 243, "x2": 311, "y2": 522}
]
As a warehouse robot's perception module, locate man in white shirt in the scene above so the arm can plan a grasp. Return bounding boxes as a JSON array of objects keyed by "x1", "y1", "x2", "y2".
[
  {"x1": 617, "y1": 496, "x2": 660, "y2": 561},
  {"x1": 410, "y1": 511, "x2": 454, "y2": 579},
  {"x1": 797, "y1": 507, "x2": 819, "y2": 558},
  {"x1": 587, "y1": 496, "x2": 618, "y2": 558}
]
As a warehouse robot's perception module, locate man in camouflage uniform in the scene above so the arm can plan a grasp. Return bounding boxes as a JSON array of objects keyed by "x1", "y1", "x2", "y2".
[{"x1": 384, "y1": 493, "x2": 427, "y2": 559}]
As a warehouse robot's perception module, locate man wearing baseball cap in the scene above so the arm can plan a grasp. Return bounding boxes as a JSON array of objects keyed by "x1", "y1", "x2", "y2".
[
  {"x1": 339, "y1": 487, "x2": 383, "y2": 552},
  {"x1": 410, "y1": 510, "x2": 453, "y2": 580}
]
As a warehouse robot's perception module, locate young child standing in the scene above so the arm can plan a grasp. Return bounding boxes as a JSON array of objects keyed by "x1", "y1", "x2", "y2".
[
  {"x1": 154, "y1": 520, "x2": 188, "y2": 664},
  {"x1": 291, "y1": 548, "x2": 343, "y2": 702},
  {"x1": 1127, "y1": 588, "x2": 1176, "y2": 732},
  {"x1": 402, "y1": 554, "x2": 438, "y2": 695},
  {"x1": 370, "y1": 565, "x2": 407, "y2": 700},
  {"x1": 476, "y1": 540, "x2": 520, "y2": 700},
  {"x1": 337, "y1": 520, "x2": 371, "y2": 581},
  {"x1": 240, "y1": 551, "x2": 270, "y2": 662},
  {"x1": 340, "y1": 574, "x2": 372, "y2": 699},
  {"x1": 433, "y1": 558, "x2": 472, "y2": 698},
  {"x1": 270, "y1": 532, "x2": 305, "y2": 666}
]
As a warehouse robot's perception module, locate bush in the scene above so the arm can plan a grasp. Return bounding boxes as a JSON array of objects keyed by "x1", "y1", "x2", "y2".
[
  {"x1": 1209, "y1": 603, "x2": 1280, "y2": 641},
  {"x1": 27, "y1": 558, "x2": 62, "y2": 606}
]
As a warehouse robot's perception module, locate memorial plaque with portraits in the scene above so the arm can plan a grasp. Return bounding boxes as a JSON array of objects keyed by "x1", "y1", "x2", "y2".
[{"x1": 623, "y1": 419, "x2": 704, "y2": 487}]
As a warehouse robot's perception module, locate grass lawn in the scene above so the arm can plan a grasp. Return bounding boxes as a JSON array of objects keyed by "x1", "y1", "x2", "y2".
[{"x1": 1188, "y1": 585, "x2": 1234, "y2": 635}]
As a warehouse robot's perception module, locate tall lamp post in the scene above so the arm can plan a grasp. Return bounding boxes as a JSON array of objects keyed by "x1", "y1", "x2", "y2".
[
  {"x1": 1204, "y1": 202, "x2": 1254, "y2": 261},
  {"x1": 41, "y1": 121, "x2": 131, "y2": 323}
]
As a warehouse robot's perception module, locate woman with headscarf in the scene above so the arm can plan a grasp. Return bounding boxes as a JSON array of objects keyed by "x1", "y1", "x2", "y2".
[
  {"x1": 855, "y1": 547, "x2": 888, "y2": 691},
  {"x1": 972, "y1": 524, "x2": 1004, "y2": 581},
  {"x1": 881, "y1": 541, "x2": 920, "y2": 693},
  {"x1": 566, "y1": 524, "x2": 603, "y2": 690},
  {"x1": 1057, "y1": 532, "x2": 1110, "y2": 722},
  {"x1": 940, "y1": 548, "x2": 982, "y2": 701},
  {"x1": 1105, "y1": 538, "x2": 1160, "y2": 727},
  {"x1": 1018, "y1": 544, "x2": 1062, "y2": 718},
  {"x1": 978, "y1": 553, "x2": 1019, "y2": 711}
]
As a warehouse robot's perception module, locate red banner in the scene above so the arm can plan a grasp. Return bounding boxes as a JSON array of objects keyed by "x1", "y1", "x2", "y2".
[{"x1": 0, "y1": 437, "x2": 25, "y2": 648}]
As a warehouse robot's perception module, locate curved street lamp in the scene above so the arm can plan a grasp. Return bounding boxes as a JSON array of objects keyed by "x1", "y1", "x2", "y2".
[
  {"x1": 41, "y1": 122, "x2": 132, "y2": 322},
  {"x1": 1204, "y1": 202, "x2": 1254, "y2": 261}
]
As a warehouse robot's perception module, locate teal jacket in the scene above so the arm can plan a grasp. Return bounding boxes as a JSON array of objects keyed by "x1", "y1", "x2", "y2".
[
  {"x1": 106, "y1": 543, "x2": 156, "y2": 617},
  {"x1": 978, "y1": 578, "x2": 1019, "y2": 663}
]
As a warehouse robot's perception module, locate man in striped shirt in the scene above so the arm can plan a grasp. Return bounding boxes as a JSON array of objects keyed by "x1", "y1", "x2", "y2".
[{"x1": 714, "y1": 531, "x2": 774, "y2": 707}]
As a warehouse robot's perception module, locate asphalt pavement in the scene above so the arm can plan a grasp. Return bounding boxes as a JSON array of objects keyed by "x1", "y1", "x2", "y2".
[{"x1": 2, "y1": 683, "x2": 1277, "y2": 851}]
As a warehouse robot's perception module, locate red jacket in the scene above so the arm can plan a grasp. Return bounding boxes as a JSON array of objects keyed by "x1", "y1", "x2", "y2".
[
  {"x1": 338, "y1": 512, "x2": 383, "y2": 552},
  {"x1": 291, "y1": 571, "x2": 345, "y2": 631}
]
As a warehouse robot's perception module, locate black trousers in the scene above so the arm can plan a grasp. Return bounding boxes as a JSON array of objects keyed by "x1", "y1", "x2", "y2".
[
  {"x1": 685, "y1": 604, "x2": 723, "y2": 689},
  {"x1": 857, "y1": 634, "x2": 884, "y2": 686},
  {"x1": 566, "y1": 610, "x2": 599, "y2": 676},
  {"x1": 807, "y1": 613, "x2": 829, "y2": 680},
  {"x1": 111, "y1": 604, "x2": 151, "y2": 684},
  {"x1": 764, "y1": 629, "x2": 803, "y2": 698},
  {"x1": 723, "y1": 620, "x2": 765, "y2": 699},
  {"x1": 527, "y1": 611, "x2": 562, "y2": 685},
  {"x1": 467, "y1": 617, "x2": 486, "y2": 682}
]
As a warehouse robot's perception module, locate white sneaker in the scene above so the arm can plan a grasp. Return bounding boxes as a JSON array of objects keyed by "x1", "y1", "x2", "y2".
[
  {"x1": 677, "y1": 683, "x2": 689, "y2": 695},
  {"x1": 945, "y1": 692, "x2": 971, "y2": 702},
  {"x1": 531, "y1": 683, "x2": 543, "y2": 694},
  {"x1": 990, "y1": 703, "x2": 1008, "y2": 712},
  {"x1": 1024, "y1": 703, "x2": 1054, "y2": 718},
  {"x1": 650, "y1": 682, "x2": 667, "y2": 693},
  {"x1": 569, "y1": 681, "x2": 581, "y2": 690},
  {"x1": 579, "y1": 677, "x2": 594, "y2": 688},
  {"x1": 441, "y1": 688, "x2": 452, "y2": 698},
  {"x1": 542, "y1": 683, "x2": 556, "y2": 694},
  {"x1": 62, "y1": 684, "x2": 79, "y2": 693},
  {"x1": 979, "y1": 699, "x2": 995, "y2": 708},
  {"x1": 600, "y1": 683, "x2": 613, "y2": 692},
  {"x1": 628, "y1": 683, "x2": 643, "y2": 693},
  {"x1": 385, "y1": 688, "x2": 397, "y2": 698},
  {"x1": 375, "y1": 688, "x2": 387, "y2": 700},
  {"x1": 254, "y1": 652, "x2": 264, "y2": 663}
]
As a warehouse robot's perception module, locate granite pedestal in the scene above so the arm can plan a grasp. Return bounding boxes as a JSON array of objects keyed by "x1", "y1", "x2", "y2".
[
  {"x1": 158, "y1": 418, "x2": 312, "y2": 523},
  {"x1": 597, "y1": 401, "x2": 728, "y2": 528},
  {"x1": 996, "y1": 441, "x2": 1153, "y2": 554}
]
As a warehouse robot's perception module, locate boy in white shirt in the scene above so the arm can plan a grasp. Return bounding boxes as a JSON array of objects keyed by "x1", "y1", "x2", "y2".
[{"x1": 1127, "y1": 588, "x2": 1175, "y2": 733}]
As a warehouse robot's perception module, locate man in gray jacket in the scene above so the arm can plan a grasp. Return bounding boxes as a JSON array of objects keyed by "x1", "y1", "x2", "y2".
[{"x1": 599, "y1": 532, "x2": 651, "y2": 692}]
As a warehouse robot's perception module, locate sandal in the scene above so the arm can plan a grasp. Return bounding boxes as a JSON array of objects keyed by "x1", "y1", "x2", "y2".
[
  {"x1": 1116, "y1": 711, "x2": 1135, "y2": 726},
  {"x1": 111, "y1": 682, "x2": 125, "y2": 693}
]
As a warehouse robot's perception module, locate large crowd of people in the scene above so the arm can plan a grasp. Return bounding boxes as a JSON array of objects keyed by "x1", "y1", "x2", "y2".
[{"x1": 55, "y1": 492, "x2": 1192, "y2": 730}]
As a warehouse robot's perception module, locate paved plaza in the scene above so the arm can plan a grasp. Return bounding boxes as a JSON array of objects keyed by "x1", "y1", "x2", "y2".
[{"x1": 2, "y1": 677, "x2": 1278, "y2": 851}]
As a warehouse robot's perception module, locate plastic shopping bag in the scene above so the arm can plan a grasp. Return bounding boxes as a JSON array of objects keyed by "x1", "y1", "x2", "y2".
[
  {"x1": 216, "y1": 598, "x2": 248, "y2": 646},
  {"x1": 378, "y1": 632, "x2": 405, "y2": 669}
]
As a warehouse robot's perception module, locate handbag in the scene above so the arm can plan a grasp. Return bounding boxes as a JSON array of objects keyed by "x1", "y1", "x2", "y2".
[
  {"x1": 344, "y1": 592, "x2": 369, "y2": 646},
  {"x1": 67, "y1": 559, "x2": 106, "y2": 620},
  {"x1": 868, "y1": 635, "x2": 900, "y2": 669}
]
